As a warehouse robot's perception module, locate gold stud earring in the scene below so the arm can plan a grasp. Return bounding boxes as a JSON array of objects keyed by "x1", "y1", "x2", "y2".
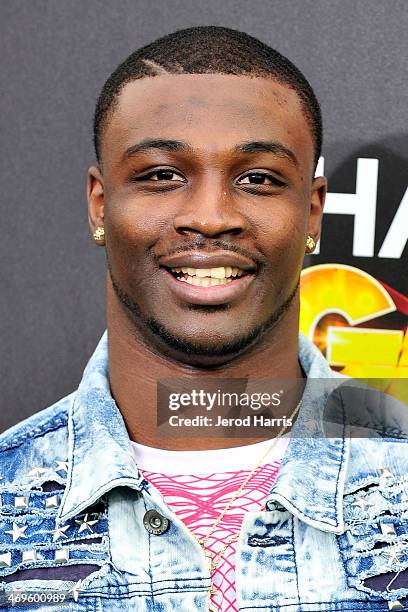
[
  {"x1": 93, "y1": 226, "x2": 105, "y2": 243},
  {"x1": 305, "y1": 235, "x2": 316, "y2": 253}
]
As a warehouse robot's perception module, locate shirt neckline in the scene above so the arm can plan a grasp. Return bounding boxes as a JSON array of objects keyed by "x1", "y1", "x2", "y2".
[{"x1": 130, "y1": 435, "x2": 290, "y2": 474}]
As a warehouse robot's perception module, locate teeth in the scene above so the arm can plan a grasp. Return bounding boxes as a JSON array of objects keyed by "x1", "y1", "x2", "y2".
[
  {"x1": 195, "y1": 268, "x2": 210, "y2": 278},
  {"x1": 181, "y1": 276, "x2": 233, "y2": 287},
  {"x1": 210, "y1": 267, "x2": 226, "y2": 279},
  {"x1": 172, "y1": 266, "x2": 245, "y2": 278}
]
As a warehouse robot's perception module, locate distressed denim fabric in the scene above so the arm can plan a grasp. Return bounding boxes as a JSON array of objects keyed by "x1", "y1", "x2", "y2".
[{"x1": 1, "y1": 330, "x2": 408, "y2": 611}]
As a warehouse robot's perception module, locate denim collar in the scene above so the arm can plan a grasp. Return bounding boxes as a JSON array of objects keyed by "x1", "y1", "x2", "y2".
[
  {"x1": 265, "y1": 336, "x2": 349, "y2": 534},
  {"x1": 57, "y1": 330, "x2": 349, "y2": 534}
]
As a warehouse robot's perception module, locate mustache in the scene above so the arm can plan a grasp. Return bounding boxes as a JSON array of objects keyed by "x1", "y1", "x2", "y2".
[{"x1": 155, "y1": 236, "x2": 266, "y2": 266}]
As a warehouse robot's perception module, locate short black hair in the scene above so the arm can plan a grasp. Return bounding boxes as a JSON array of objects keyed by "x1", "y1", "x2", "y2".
[{"x1": 93, "y1": 26, "x2": 322, "y2": 169}]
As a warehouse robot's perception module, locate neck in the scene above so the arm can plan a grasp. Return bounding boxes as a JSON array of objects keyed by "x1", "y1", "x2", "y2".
[{"x1": 107, "y1": 280, "x2": 303, "y2": 451}]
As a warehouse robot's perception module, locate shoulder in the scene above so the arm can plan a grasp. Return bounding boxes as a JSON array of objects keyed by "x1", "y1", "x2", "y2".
[
  {"x1": 348, "y1": 433, "x2": 408, "y2": 474},
  {"x1": 0, "y1": 392, "x2": 74, "y2": 485},
  {"x1": 345, "y1": 387, "x2": 408, "y2": 490},
  {"x1": 320, "y1": 374, "x2": 408, "y2": 484}
]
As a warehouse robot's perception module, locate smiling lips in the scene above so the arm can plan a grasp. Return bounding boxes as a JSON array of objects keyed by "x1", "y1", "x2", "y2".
[
  {"x1": 159, "y1": 253, "x2": 257, "y2": 305},
  {"x1": 170, "y1": 266, "x2": 246, "y2": 286},
  {"x1": 159, "y1": 251, "x2": 257, "y2": 304}
]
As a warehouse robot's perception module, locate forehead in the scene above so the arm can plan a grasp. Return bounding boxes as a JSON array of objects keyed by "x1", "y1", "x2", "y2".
[{"x1": 102, "y1": 73, "x2": 314, "y2": 172}]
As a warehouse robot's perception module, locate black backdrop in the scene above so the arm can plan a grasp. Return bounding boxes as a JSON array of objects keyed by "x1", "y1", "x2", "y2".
[{"x1": 1, "y1": 0, "x2": 407, "y2": 431}]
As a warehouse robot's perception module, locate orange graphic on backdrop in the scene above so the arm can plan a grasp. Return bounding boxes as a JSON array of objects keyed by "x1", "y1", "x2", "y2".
[{"x1": 300, "y1": 264, "x2": 408, "y2": 378}]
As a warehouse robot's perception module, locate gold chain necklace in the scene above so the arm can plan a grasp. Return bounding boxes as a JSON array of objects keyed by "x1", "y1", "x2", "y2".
[{"x1": 184, "y1": 399, "x2": 302, "y2": 609}]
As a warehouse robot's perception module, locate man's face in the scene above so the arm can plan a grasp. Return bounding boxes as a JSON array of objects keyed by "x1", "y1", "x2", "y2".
[{"x1": 88, "y1": 74, "x2": 326, "y2": 363}]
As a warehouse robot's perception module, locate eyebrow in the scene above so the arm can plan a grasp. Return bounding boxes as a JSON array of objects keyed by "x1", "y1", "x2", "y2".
[
  {"x1": 123, "y1": 139, "x2": 192, "y2": 159},
  {"x1": 235, "y1": 140, "x2": 298, "y2": 167},
  {"x1": 123, "y1": 138, "x2": 298, "y2": 167}
]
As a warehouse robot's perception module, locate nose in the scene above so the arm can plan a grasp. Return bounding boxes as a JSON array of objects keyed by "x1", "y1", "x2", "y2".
[{"x1": 173, "y1": 176, "x2": 248, "y2": 238}]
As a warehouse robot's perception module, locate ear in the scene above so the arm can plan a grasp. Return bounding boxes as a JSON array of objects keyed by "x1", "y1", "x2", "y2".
[
  {"x1": 87, "y1": 165, "x2": 105, "y2": 242},
  {"x1": 308, "y1": 175, "x2": 327, "y2": 243}
]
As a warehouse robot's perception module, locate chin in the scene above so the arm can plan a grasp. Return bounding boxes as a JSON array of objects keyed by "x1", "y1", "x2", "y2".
[{"x1": 145, "y1": 315, "x2": 264, "y2": 361}]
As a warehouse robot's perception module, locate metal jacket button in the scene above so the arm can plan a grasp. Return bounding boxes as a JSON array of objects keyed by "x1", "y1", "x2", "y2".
[{"x1": 143, "y1": 509, "x2": 170, "y2": 535}]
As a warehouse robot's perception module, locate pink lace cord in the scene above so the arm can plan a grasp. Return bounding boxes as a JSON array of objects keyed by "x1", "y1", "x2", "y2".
[{"x1": 140, "y1": 460, "x2": 282, "y2": 611}]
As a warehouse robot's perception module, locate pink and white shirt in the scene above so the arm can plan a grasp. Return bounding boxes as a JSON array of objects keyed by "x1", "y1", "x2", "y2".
[{"x1": 131, "y1": 437, "x2": 290, "y2": 611}]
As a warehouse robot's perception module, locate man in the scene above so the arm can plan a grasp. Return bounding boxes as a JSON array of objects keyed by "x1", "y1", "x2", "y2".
[{"x1": 1, "y1": 26, "x2": 407, "y2": 612}]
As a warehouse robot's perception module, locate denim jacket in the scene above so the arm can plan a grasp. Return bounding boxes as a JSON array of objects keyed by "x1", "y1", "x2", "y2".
[{"x1": 1, "y1": 331, "x2": 408, "y2": 611}]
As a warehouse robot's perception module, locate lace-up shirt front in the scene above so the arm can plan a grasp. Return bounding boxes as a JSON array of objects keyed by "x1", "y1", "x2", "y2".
[{"x1": 132, "y1": 437, "x2": 290, "y2": 611}]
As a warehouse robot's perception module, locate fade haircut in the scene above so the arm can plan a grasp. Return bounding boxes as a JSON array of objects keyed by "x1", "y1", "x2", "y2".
[{"x1": 93, "y1": 26, "x2": 322, "y2": 169}]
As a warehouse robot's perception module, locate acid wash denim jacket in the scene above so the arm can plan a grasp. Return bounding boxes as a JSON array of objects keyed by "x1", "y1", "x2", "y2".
[{"x1": 1, "y1": 331, "x2": 408, "y2": 612}]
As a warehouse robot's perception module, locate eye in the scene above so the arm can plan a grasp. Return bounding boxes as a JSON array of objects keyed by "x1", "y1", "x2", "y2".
[
  {"x1": 133, "y1": 168, "x2": 186, "y2": 182},
  {"x1": 237, "y1": 172, "x2": 287, "y2": 188}
]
